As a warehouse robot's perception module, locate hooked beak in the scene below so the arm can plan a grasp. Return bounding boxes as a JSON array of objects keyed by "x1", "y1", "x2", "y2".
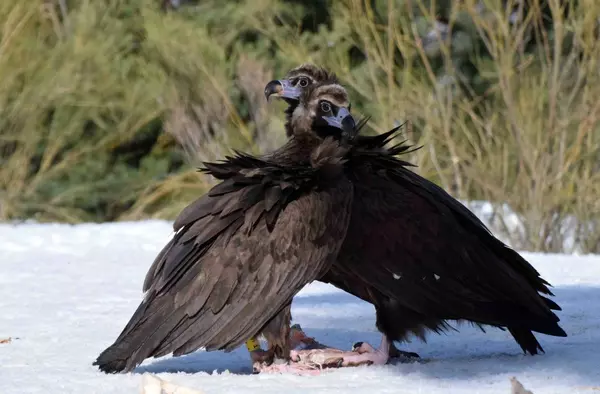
[
  {"x1": 322, "y1": 107, "x2": 357, "y2": 142},
  {"x1": 264, "y1": 80, "x2": 303, "y2": 101}
]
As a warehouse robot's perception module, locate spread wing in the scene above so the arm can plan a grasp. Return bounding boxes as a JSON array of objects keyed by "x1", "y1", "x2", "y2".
[
  {"x1": 329, "y1": 126, "x2": 565, "y2": 342},
  {"x1": 94, "y1": 152, "x2": 352, "y2": 373}
]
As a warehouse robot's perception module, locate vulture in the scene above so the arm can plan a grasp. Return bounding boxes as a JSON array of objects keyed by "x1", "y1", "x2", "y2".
[
  {"x1": 260, "y1": 63, "x2": 567, "y2": 367},
  {"x1": 94, "y1": 77, "x2": 360, "y2": 374}
]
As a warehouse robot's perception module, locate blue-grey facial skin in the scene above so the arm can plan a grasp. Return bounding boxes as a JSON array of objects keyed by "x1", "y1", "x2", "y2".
[
  {"x1": 264, "y1": 79, "x2": 303, "y2": 101},
  {"x1": 322, "y1": 107, "x2": 357, "y2": 141},
  {"x1": 265, "y1": 78, "x2": 356, "y2": 142}
]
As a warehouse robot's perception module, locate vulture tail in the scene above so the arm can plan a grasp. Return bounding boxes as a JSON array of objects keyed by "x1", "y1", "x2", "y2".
[
  {"x1": 541, "y1": 296, "x2": 561, "y2": 311},
  {"x1": 508, "y1": 327, "x2": 545, "y2": 355},
  {"x1": 463, "y1": 299, "x2": 567, "y2": 345}
]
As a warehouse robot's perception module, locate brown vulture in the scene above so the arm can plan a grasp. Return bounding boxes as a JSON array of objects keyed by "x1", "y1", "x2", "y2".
[
  {"x1": 93, "y1": 78, "x2": 359, "y2": 374},
  {"x1": 260, "y1": 63, "x2": 567, "y2": 367}
]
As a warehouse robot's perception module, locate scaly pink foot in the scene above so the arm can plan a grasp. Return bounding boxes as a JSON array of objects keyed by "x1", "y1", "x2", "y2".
[{"x1": 340, "y1": 336, "x2": 390, "y2": 367}]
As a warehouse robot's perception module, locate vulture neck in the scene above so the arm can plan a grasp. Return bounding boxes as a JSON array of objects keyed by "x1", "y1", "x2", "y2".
[
  {"x1": 263, "y1": 134, "x2": 330, "y2": 166},
  {"x1": 283, "y1": 104, "x2": 297, "y2": 137}
]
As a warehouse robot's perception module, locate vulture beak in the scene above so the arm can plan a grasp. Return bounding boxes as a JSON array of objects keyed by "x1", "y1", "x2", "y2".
[
  {"x1": 322, "y1": 107, "x2": 357, "y2": 142},
  {"x1": 264, "y1": 80, "x2": 302, "y2": 101}
]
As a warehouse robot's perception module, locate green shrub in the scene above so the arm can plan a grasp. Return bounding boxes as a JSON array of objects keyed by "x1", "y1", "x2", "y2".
[{"x1": 0, "y1": 0, "x2": 598, "y2": 253}]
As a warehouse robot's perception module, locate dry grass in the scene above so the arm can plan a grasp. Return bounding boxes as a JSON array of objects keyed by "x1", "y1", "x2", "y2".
[
  {"x1": 0, "y1": 1, "x2": 166, "y2": 222},
  {"x1": 254, "y1": 0, "x2": 600, "y2": 253},
  {"x1": 1, "y1": 0, "x2": 598, "y2": 252}
]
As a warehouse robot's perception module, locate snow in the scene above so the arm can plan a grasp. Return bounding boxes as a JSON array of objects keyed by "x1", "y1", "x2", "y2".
[{"x1": 1, "y1": 220, "x2": 599, "y2": 394}]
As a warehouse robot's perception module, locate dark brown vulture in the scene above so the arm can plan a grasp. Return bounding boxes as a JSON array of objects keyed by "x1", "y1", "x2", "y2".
[
  {"x1": 93, "y1": 79, "x2": 359, "y2": 374},
  {"x1": 262, "y1": 63, "x2": 567, "y2": 367}
]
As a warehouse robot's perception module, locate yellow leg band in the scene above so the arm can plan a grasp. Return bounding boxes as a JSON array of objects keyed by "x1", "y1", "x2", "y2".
[{"x1": 246, "y1": 337, "x2": 261, "y2": 352}]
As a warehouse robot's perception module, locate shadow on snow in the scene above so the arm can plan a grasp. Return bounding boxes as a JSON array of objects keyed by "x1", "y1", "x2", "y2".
[{"x1": 131, "y1": 284, "x2": 600, "y2": 387}]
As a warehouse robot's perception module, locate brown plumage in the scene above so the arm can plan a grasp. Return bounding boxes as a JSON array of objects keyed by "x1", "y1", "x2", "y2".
[
  {"x1": 264, "y1": 64, "x2": 567, "y2": 365},
  {"x1": 264, "y1": 63, "x2": 340, "y2": 138},
  {"x1": 93, "y1": 80, "x2": 357, "y2": 373}
]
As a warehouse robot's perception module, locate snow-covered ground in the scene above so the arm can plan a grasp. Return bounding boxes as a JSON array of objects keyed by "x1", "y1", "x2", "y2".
[{"x1": 1, "y1": 220, "x2": 599, "y2": 394}]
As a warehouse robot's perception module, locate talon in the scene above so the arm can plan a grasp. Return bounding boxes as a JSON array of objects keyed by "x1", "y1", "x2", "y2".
[
  {"x1": 389, "y1": 343, "x2": 420, "y2": 359},
  {"x1": 390, "y1": 343, "x2": 421, "y2": 358},
  {"x1": 396, "y1": 350, "x2": 420, "y2": 359}
]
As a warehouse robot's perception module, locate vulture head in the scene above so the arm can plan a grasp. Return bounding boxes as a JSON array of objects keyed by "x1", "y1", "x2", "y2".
[
  {"x1": 284, "y1": 80, "x2": 357, "y2": 145},
  {"x1": 264, "y1": 64, "x2": 338, "y2": 137}
]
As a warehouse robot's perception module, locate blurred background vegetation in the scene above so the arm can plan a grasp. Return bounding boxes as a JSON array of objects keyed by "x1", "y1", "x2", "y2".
[{"x1": 0, "y1": 0, "x2": 598, "y2": 253}]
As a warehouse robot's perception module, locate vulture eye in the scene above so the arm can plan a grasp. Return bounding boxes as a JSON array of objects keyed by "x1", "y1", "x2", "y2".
[
  {"x1": 320, "y1": 101, "x2": 332, "y2": 113},
  {"x1": 297, "y1": 77, "x2": 310, "y2": 87}
]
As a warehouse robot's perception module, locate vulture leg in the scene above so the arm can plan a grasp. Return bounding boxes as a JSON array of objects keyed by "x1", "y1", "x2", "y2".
[
  {"x1": 260, "y1": 303, "x2": 292, "y2": 364},
  {"x1": 248, "y1": 340, "x2": 271, "y2": 364},
  {"x1": 248, "y1": 323, "x2": 331, "y2": 364},
  {"x1": 340, "y1": 335, "x2": 391, "y2": 367},
  {"x1": 250, "y1": 305, "x2": 321, "y2": 375}
]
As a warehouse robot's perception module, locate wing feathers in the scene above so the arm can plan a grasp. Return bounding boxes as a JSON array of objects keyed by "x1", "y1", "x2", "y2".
[
  {"x1": 330, "y1": 123, "x2": 565, "y2": 347},
  {"x1": 143, "y1": 238, "x2": 175, "y2": 292},
  {"x1": 179, "y1": 216, "x2": 212, "y2": 243},
  {"x1": 94, "y1": 150, "x2": 353, "y2": 373},
  {"x1": 206, "y1": 267, "x2": 239, "y2": 314},
  {"x1": 193, "y1": 213, "x2": 241, "y2": 246},
  {"x1": 172, "y1": 196, "x2": 213, "y2": 231},
  {"x1": 242, "y1": 200, "x2": 265, "y2": 235},
  {"x1": 208, "y1": 178, "x2": 238, "y2": 196},
  {"x1": 264, "y1": 186, "x2": 282, "y2": 211}
]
